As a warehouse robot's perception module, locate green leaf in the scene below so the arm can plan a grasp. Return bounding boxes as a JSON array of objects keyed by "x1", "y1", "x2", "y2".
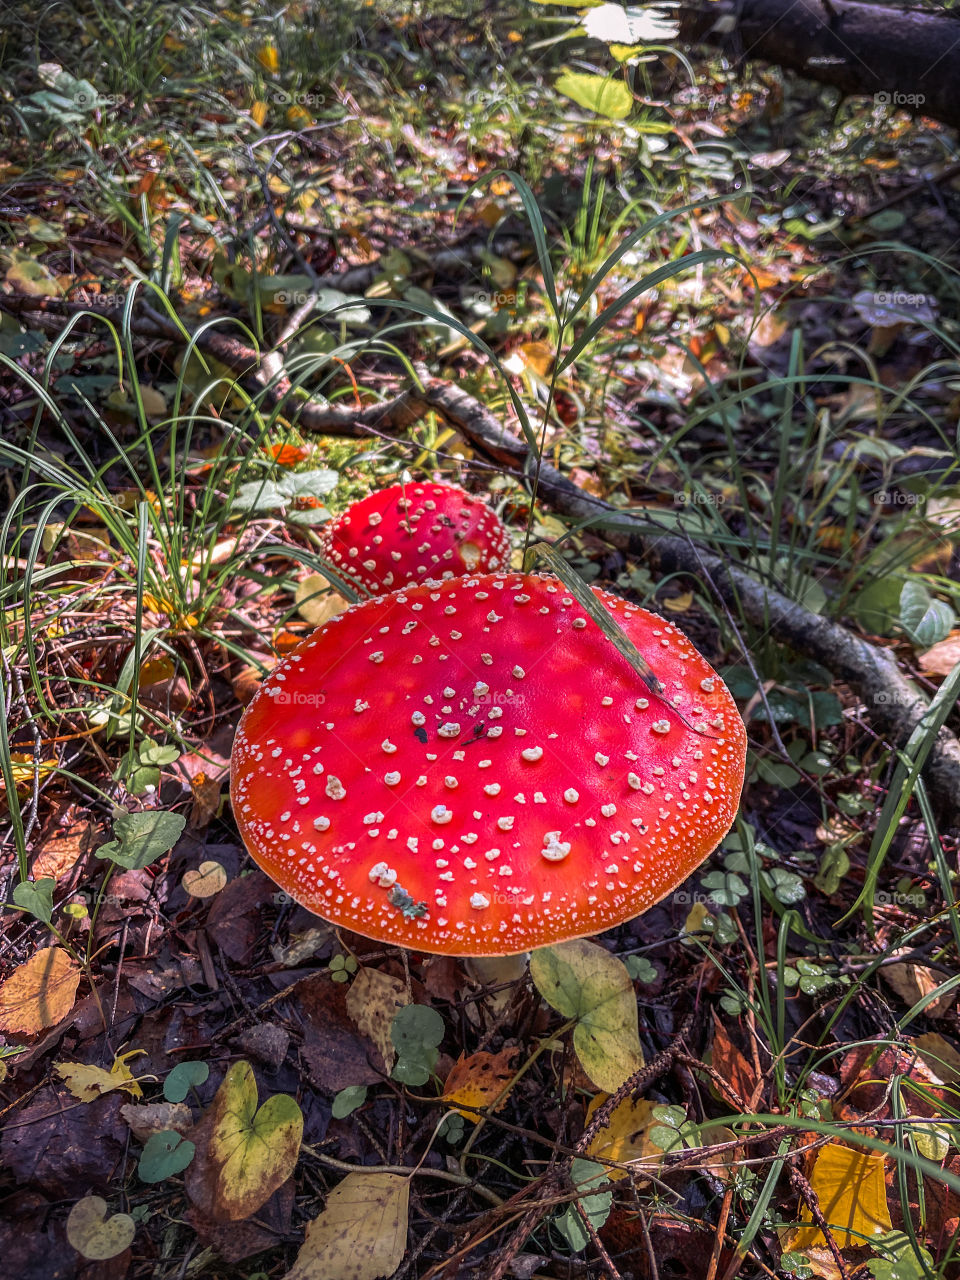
[
  {"x1": 556, "y1": 1158, "x2": 613, "y2": 1251},
  {"x1": 763, "y1": 867, "x2": 806, "y2": 905},
  {"x1": 12, "y1": 877, "x2": 55, "y2": 925},
  {"x1": 164, "y1": 1060, "x2": 210, "y2": 1103},
  {"x1": 139, "y1": 1130, "x2": 196, "y2": 1183},
  {"x1": 96, "y1": 810, "x2": 186, "y2": 869},
  {"x1": 555, "y1": 71, "x2": 633, "y2": 121},
  {"x1": 530, "y1": 939, "x2": 644, "y2": 1092},
  {"x1": 899, "y1": 580, "x2": 955, "y2": 647},
  {"x1": 231, "y1": 469, "x2": 338, "y2": 519},
  {"x1": 701, "y1": 870, "x2": 749, "y2": 907},
  {"x1": 332, "y1": 1085, "x2": 368, "y2": 1119},
  {"x1": 867, "y1": 1230, "x2": 933, "y2": 1280},
  {"x1": 851, "y1": 577, "x2": 903, "y2": 636},
  {"x1": 390, "y1": 1005, "x2": 444, "y2": 1087},
  {"x1": 624, "y1": 956, "x2": 658, "y2": 984}
]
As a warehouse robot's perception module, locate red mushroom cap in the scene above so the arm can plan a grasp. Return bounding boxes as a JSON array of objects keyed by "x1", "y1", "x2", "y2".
[
  {"x1": 318, "y1": 481, "x2": 510, "y2": 595},
  {"x1": 230, "y1": 573, "x2": 746, "y2": 956}
]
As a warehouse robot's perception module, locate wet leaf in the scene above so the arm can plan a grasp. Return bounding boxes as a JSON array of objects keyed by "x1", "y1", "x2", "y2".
[
  {"x1": 0, "y1": 945, "x2": 80, "y2": 1034},
  {"x1": 283, "y1": 1172, "x2": 409, "y2": 1280},
  {"x1": 66, "y1": 1195, "x2": 135, "y2": 1260},
  {"x1": 530, "y1": 939, "x2": 644, "y2": 1091}
]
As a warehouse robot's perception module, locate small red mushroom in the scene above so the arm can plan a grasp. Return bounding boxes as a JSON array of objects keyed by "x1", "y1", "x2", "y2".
[
  {"x1": 318, "y1": 481, "x2": 510, "y2": 595},
  {"x1": 230, "y1": 573, "x2": 746, "y2": 956}
]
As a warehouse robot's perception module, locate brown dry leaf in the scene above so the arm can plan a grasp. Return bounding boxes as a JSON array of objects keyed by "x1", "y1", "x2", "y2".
[
  {"x1": 441, "y1": 1048, "x2": 518, "y2": 1121},
  {"x1": 910, "y1": 1032, "x2": 960, "y2": 1085},
  {"x1": 120, "y1": 1100, "x2": 193, "y2": 1141},
  {"x1": 0, "y1": 946, "x2": 80, "y2": 1034},
  {"x1": 750, "y1": 310, "x2": 788, "y2": 346},
  {"x1": 345, "y1": 968, "x2": 409, "y2": 1073},
  {"x1": 881, "y1": 957, "x2": 954, "y2": 1019},
  {"x1": 32, "y1": 817, "x2": 97, "y2": 881},
  {"x1": 283, "y1": 1172, "x2": 409, "y2": 1280},
  {"x1": 711, "y1": 1012, "x2": 758, "y2": 1106},
  {"x1": 785, "y1": 1144, "x2": 891, "y2": 1251},
  {"x1": 918, "y1": 632, "x2": 960, "y2": 676},
  {"x1": 182, "y1": 859, "x2": 228, "y2": 898},
  {"x1": 189, "y1": 775, "x2": 223, "y2": 828}
]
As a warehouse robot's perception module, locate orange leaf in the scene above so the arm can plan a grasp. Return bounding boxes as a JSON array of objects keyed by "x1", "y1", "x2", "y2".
[
  {"x1": 0, "y1": 946, "x2": 80, "y2": 1034},
  {"x1": 441, "y1": 1048, "x2": 517, "y2": 1121},
  {"x1": 264, "y1": 442, "x2": 310, "y2": 466}
]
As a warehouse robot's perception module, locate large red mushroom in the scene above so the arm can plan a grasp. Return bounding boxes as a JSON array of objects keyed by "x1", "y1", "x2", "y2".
[
  {"x1": 318, "y1": 481, "x2": 510, "y2": 595},
  {"x1": 230, "y1": 573, "x2": 746, "y2": 956}
]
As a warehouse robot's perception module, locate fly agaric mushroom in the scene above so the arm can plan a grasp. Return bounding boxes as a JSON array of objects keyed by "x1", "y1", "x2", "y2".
[
  {"x1": 318, "y1": 481, "x2": 510, "y2": 595},
  {"x1": 230, "y1": 574, "x2": 746, "y2": 956}
]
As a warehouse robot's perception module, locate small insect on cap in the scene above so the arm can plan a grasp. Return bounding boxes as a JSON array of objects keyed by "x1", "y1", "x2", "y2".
[
  {"x1": 229, "y1": 574, "x2": 747, "y2": 956},
  {"x1": 318, "y1": 481, "x2": 510, "y2": 596}
]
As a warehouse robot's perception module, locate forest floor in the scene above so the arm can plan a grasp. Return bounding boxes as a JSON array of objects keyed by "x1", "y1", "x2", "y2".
[{"x1": 1, "y1": 1, "x2": 960, "y2": 1278}]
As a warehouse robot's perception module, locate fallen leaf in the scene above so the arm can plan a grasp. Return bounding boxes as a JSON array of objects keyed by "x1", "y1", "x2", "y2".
[
  {"x1": 182, "y1": 859, "x2": 228, "y2": 898},
  {"x1": 786, "y1": 1144, "x2": 891, "y2": 1250},
  {"x1": 295, "y1": 578, "x2": 349, "y2": 627},
  {"x1": 31, "y1": 816, "x2": 97, "y2": 880},
  {"x1": 881, "y1": 958, "x2": 954, "y2": 1019},
  {"x1": 66, "y1": 1195, "x2": 135, "y2": 1261},
  {"x1": 186, "y1": 1060, "x2": 302, "y2": 1221},
  {"x1": 55, "y1": 1048, "x2": 144, "y2": 1103},
  {"x1": 911, "y1": 1032, "x2": 960, "y2": 1086},
  {"x1": 0, "y1": 946, "x2": 80, "y2": 1034},
  {"x1": 530, "y1": 940, "x2": 644, "y2": 1092},
  {"x1": 441, "y1": 1048, "x2": 518, "y2": 1121},
  {"x1": 121, "y1": 1101, "x2": 193, "y2": 1141},
  {"x1": 918, "y1": 632, "x2": 960, "y2": 676},
  {"x1": 283, "y1": 1171, "x2": 409, "y2": 1280},
  {"x1": 585, "y1": 1095, "x2": 664, "y2": 1180},
  {"x1": 345, "y1": 967, "x2": 409, "y2": 1073},
  {"x1": 710, "y1": 1013, "x2": 758, "y2": 1106}
]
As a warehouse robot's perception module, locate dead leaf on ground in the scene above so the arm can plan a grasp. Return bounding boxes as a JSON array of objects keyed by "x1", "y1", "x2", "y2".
[
  {"x1": 881, "y1": 956, "x2": 954, "y2": 1019},
  {"x1": 0, "y1": 946, "x2": 80, "y2": 1034},
  {"x1": 283, "y1": 1171, "x2": 409, "y2": 1280},
  {"x1": 55, "y1": 1049, "x2": 145, "y2": 1103},
  {"x1": 121, "y1": 1101, "x2": 193, "y2": 1141},
  {"x1": 918, "y1": 631, "x2": 960, "y2": 676},
  {"x1": 441, "y1": 1048, "x2": 517, "y2": 1121},
  {"x1": 784, "y1": 1143, "x2": 891, "y2": 1251},
  {"x1": 345, "y1": 967, "x2": 409, "y2": 1073},
  {"x1": 66, "y1": 1195, "x2": 135, "y2": 1261},
  {"x1": 31, "y1": 817, "x2": 98, "y2": 881},
  {"x1": 710, "y1": 1012, "x2": 758, "y2": 1106}
]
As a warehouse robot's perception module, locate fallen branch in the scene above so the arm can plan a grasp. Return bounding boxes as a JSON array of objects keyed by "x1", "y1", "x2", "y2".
[{"x1": 5, "y1": 294, "x2": 959, "y2": 812}]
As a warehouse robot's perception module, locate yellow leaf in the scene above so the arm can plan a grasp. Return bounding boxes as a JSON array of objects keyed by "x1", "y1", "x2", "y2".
[
  {"x1": 188, "y1": 1060, "x2": 303, "y2": 1221},
  {"x1": 251, "y1": 100, "x2": 268, "y2": 127},
  {"x1": 0, "y1": 946, "x2": 80, "y2": 1034},
  {"x1": 345, "y1": 968, "x2": 409, "y2": 1073},
  {"x1": 55, "y1": 1049, "x2": 145, "y2": 1102},
  {"x1": 257, "y1": 43, "x2": 279, "y2": 72},
  {"x1": 585, "y1": 1095, "x2": 662, "y2": 1180},
  {"x1": 295, "y1": 578, "x2": 349, "y2": 627},
  {"x1": 662, "y1": 591, "x2": 693, "y2": 614},
  {"x1": 787, "y1": 1145, "x2": 891, "y2": 1251},
  {"x1": 441, "y1": 1048, "x2": 517, "y2": 1121},
  {"x1": 4, "y1": 251, "x2": 61, "y2": 297},
  {"x1": 283, "y1": 1172, "x2": 409, "y2": 1280},
  {"x1": 66, "y1": 1196, "x2": 136, "y2": 1261},
  {"x1": 287, "y1": 104, "x2": 312, "y2": 128}
]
